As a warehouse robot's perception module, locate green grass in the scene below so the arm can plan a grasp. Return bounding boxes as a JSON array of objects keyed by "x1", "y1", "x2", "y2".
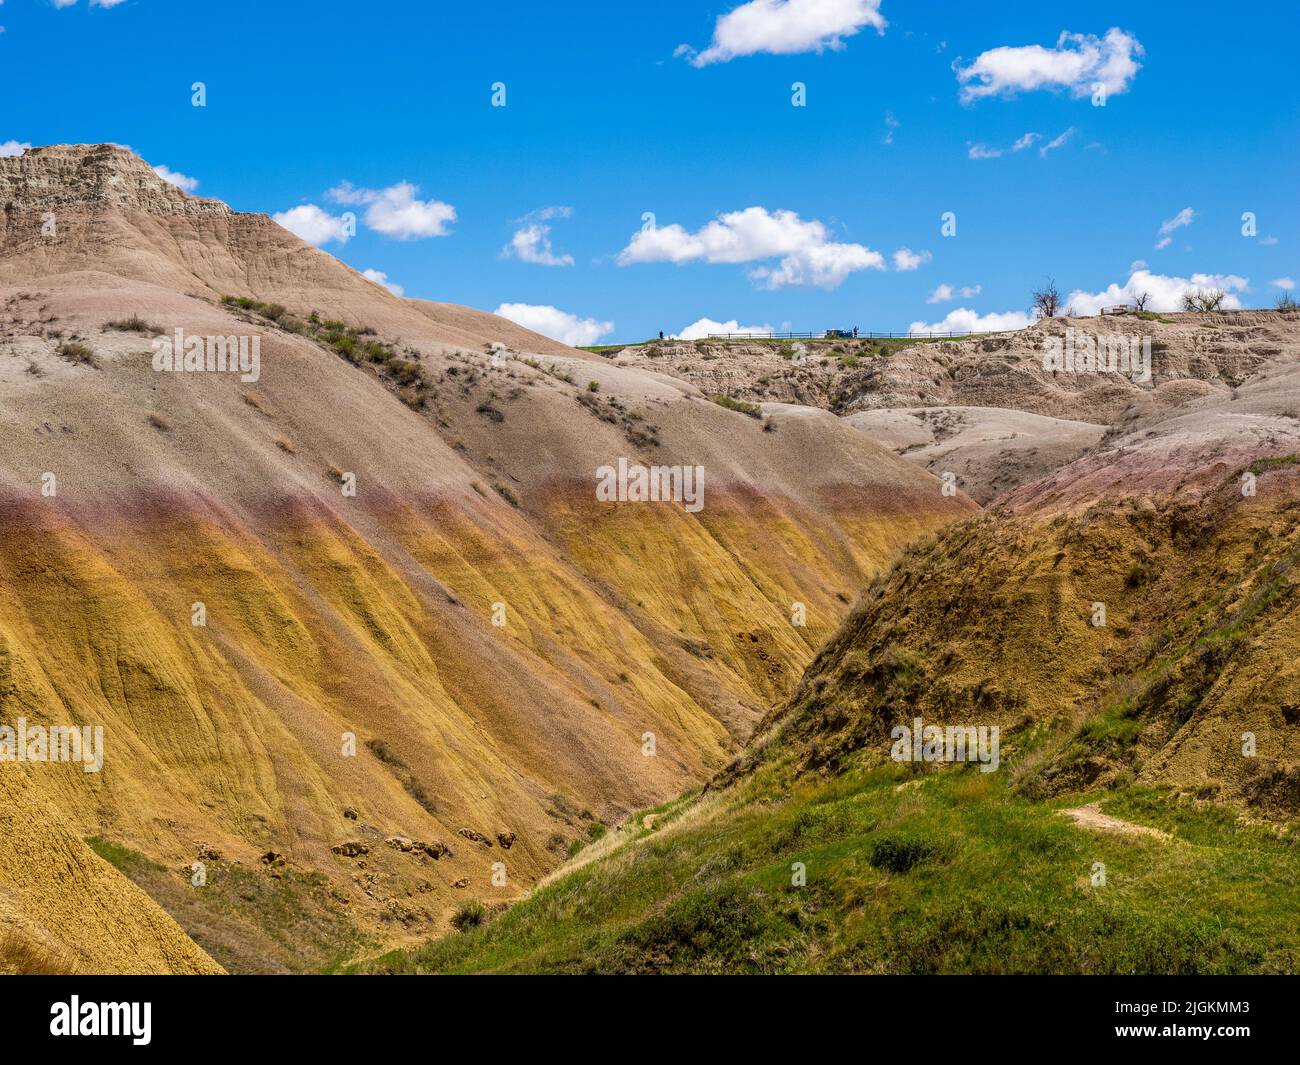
[
  {"x1": 84, "y1": 835, "x2": 370, "y2": 974},
  {"x1": 360, "y1": 764, "x2": 1298, "y2": 974},
  {"x1": 219, "y1": 295, "x2": 434, "y2": 407}
]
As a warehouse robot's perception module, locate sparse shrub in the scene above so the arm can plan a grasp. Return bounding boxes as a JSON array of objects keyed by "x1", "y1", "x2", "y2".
[
  {"x1": 147, "y1": 414, "x2": 172, "y2": 432},
  {"x1": 587, "y1": 822, "x2": 607, "y2": 842},
  {"x1": 587, "y1": 380, "x2": 600, "y2": 392},
  {"x1": 475, "y1": 401, "x2": 504, "y2": 423},
  {"x1": 274, "y1": 437, "x2": 296, "y2": 454},
  {"x1": 57, "y1": 341, "x2": 97, "y2": 367},
  {"x1": 708, "y1": 394, "x2": 762, "y2": 419},
  {"x1": 451, "y1": 899, "x2": 488, "y2": 932},
  {"x1": 492, "y1": 482, "x2": 520, "y2": 507},
  {"x1": 105, "y1": 314, "x2": 162, "y2": 334},
  {"x1": 1276, "y1": 292, "x2": 1298, "y2": 311}
]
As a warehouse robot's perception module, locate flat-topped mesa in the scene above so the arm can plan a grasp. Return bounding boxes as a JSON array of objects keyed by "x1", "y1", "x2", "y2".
[{"x1": 0, "y1": 143, "x2": 231, "y2": 218}]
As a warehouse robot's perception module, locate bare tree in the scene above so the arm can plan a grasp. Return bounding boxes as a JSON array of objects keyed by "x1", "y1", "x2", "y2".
[
  {"x1": 1275, "y1": 291, "x2": 1298, "y2": 311},
  {"x1": 1032, "y1": 279, "x2": 1063, "y2": 319},
  {"x1": 1181, "y1": 288, "x2": 1226, "y2": 312},
  {"x1": 1132, "y1": 291, "x2": 1152, "y2": 311}
]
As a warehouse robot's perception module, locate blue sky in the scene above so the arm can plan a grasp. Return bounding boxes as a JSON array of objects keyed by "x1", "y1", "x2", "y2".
[{"x1": 1, "y1": 0, "x2": 1296, "y2": 343}]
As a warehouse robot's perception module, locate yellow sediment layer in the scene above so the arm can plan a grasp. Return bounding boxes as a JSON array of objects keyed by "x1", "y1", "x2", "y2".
[{"x1": 0, "y1": 482, "x2": 960, "y2": 969}]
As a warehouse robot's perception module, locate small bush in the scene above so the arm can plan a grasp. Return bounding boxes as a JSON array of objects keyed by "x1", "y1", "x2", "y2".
[
  {"x1": 587, "y1": 380, "x2": 600, "y2": 392},
  {"x1": 105, "y1": 314, "x2": 162, "y2": 334},
  {"x1": 451, "y1": 899, "x2": 488, "y2": 932},
  {"x1": 708, "y1": 394, "x2": 762, "y2": 419},
  {"x1": 57, "y1": 341, "x2": 97, "y2": 367},
  {"x1": 147, "y1": 414, "x2": 172, "y2": 432}
]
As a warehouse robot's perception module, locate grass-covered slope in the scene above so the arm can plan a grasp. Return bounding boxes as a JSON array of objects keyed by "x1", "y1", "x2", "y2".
[
  {"x1": 367, "y1": 438, "x2": 1300, "y2": 974},
  {"x1": 363, "y1": 761, "x2": 1298, "y2": 974}
]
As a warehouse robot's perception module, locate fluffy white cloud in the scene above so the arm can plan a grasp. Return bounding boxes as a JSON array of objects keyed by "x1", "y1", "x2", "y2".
[
  {"x1": 674, "y1": 317, "x2": 774, "y2": 340},
  {"x1": 618, "y1": 206, "x2": 884, "y2": 290},
  {"x1": 494, "y1": 303, "x2": 614, "y2": 347},
  {"x1": 926, "y1": 283, "x2": 981, "y2": 303},
  {"x1": 680, "y1": 0, "x2": 886, "y2": 67},
  {"x1": 328, "y1": 181, "x2": 455, "y2": 240},
  {"x1": 0, "y1": 140, "x2": 30, "y2": 157},
  {"x1": 153, "y1": 164, "x2": 199, "y2": 192},
  {"x1": 362, "y1": 269, "x2": 404, "y2": 296},
  {"x1": 504, "y1": 207, "x2": 574, "y2": 266},
  {"x1": 1065, "y1": 268, "x2": 1248, "y2": 316},
  {"x1": 272, "y1": 204, "x2": 353, "y2": 246},
  {"x1": 955, "y1": 28, "x2": 1143, "y2": 103},
  {"x1": 1271, "y1": 277, "x2": 1295, "y2": 291},
  {"x1": 907, "y1": 307, "x2": 1032, "y2": 335},
  {"x1": 892, "y1": 247, "x2": 931, "y2": 271},
  {"x1": 1155, "y1": 206, "x2": 1195, "y2": 249}
]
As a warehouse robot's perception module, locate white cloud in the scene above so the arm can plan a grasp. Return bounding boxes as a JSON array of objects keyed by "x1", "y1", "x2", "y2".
[
  {"x1": 907, "y1": 307, "x2": 1032, "y2": 335},
  {"x1": 362, "y1": 269, "x2": 404, "y2": 296},
  {"x1": 892, "y1": 247, "x2": 931, "y2": 271},
  {"x1": 1038, "y1": 126, "x2": 1076, "y2": 156},
  {"x1": 1065, "y1": 268, "x2": 1248, "y2": 316},
  {"x1": 153, "y1": 164, "x2": 199, "y2": 192},
  {"x1": 272, "y1": 204, "x2": 353, "y2": 246},
  {"x1": 1155, "y1": 206, "x2": 1195, "y2": 249},
  {"x1": 674, "y1": 317, "x2": 774, "y2": 340},
  {"x1": 882, "y1": 110, "x2": 900, "y2": 145},
  {"x1": 955, "y1": 28, "x2": 1143, "y2": 103},
  {"x1": 504, "y1": 207, "x2": 574, "y2": 266},
  {"x1": 328, "y1": 181, "x2": 455, "y2": 240},
  {"x1": 926, "y1": 283, "x2": 981, "y2": 303},
  {"x1": 494, "y1": 303, "x2": 614, "y2": 347},
  {"x1": 969, "y1": 131, "x2": 1056, "y2": 160},
  {"x1": 681, "y1": 0, "x2": 886, "y2": 67},
  {"x1": 1129, "y1": 259, "x2": 1147, "y2": 272},
  {"x1": 618, "y1": 206, "x2": 884, "y2": 290},
  {"x1": 1269, "y1": 277, "x2": 1294, "y2": 291},
  {"x1": 0, "y1": 140, "x2": 31, "y2": 157}
]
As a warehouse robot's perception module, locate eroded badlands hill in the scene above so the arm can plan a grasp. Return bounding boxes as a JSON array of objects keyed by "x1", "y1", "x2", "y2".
[
  {"x1": 0, "y1": 145, "x2": 971, "y2": 972},
  {"x1": 609, "y1": 315, "x2": 1299, "y2": 502},
  {"x1": 372, "y1": 309, "x2": 1300, "y2": 976}
]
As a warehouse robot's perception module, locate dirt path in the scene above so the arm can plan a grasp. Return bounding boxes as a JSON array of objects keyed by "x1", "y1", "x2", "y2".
[{"x1": 1059, "y1": 803, "x2": 1173, "y2": 841}]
